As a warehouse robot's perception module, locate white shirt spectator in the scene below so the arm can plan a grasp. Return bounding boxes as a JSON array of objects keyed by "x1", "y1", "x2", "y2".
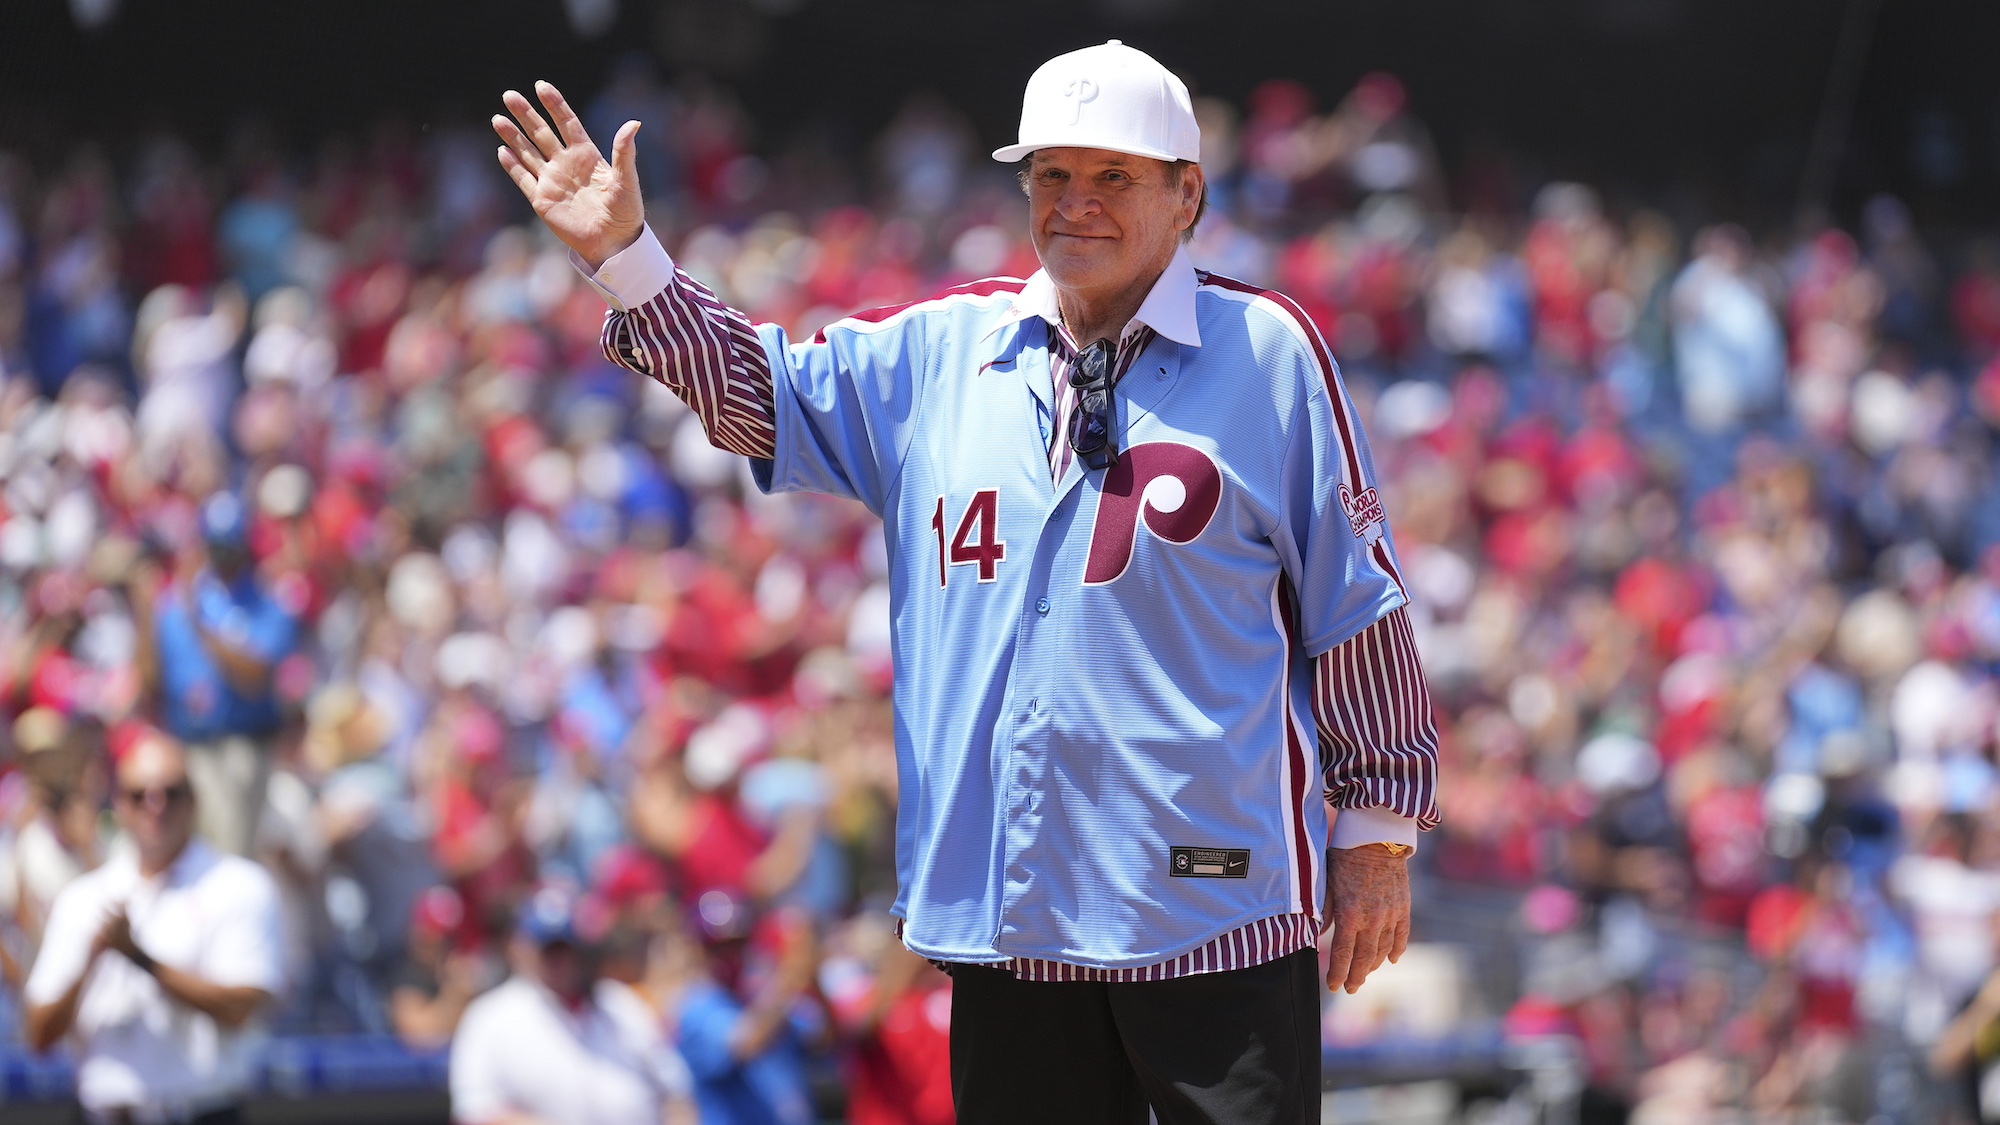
[
  {"x1": 24, "y1": 838, "x2": 283, "y2": 1118},
  {"x1": 451, "y1": 975, "x2": 692, "y2": 1125},
  {"x1": 1891, "y1": 850, "x2": 2000, "y2": 1040},
  {"x1": 1670, "y1": 242, "x2": 1785, "y2": 434},
  {"x1": 136, "y1": 294, "x2": 242, "y2": 455}
]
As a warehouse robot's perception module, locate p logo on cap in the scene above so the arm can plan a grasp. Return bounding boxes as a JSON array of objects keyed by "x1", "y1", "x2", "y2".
[{"x1": 1062, "y1": 77, "x2": 1098, "y2": 124}]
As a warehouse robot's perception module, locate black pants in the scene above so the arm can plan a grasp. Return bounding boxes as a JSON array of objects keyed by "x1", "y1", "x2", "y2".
[{"x1": 949, "y1": 946, "x2": 1322, "y2": 1125}]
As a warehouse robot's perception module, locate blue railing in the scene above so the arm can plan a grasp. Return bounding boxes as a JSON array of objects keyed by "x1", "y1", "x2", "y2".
[
  {"x1": 5, "y1": 1024, "x2": 1563, "y2": 1104},
  {"x1": 0, "y1": 1036, "x2": 447, "y2": 1104},
  {"x1": 1321, "y1": 1022, "x2": 1511, "y2": 1086}
]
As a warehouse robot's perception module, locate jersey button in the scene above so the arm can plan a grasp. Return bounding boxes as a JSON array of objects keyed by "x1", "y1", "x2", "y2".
[{"x1": 1035, "y1": 597, "x2": 1050, "y2": 615}]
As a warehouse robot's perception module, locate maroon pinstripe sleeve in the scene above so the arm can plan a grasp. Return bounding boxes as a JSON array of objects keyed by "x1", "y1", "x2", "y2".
[
  {"x1": 601, "y1": 266, "x2": 779, "y2": 460},
  {"x1": 1312, "y1": 606, "x2": 1442, "y2": 831}
]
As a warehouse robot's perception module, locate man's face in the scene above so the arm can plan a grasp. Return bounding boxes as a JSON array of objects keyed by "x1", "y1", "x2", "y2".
[
  {"x1": 532, "y1": 939, "x2": 597, "y2": 1005},
  {"x1": 1025, "y1": 148, "x2": 1200, "y2": 301},
  {"x1": 114, "y1": 737, "x2": 196, "y2": 865}
]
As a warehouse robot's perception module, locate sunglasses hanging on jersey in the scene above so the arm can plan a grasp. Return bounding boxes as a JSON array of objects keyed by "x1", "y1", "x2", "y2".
[{"x1": 1067, "y1": 337, "x2": 1119, "y2": 471}]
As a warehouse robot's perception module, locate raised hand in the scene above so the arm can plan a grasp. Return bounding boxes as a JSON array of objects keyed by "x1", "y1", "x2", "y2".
[{"x1": 493, "y1": 81, "x2": 645, "y2": 271}]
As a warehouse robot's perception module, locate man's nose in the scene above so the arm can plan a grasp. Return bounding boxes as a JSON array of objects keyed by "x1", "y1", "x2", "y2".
[{"x1": 1055, "y1": 182, "x2": 1101, "y2": 222}]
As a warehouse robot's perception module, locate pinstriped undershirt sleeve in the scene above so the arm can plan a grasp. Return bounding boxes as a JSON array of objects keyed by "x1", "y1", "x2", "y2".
[
  {"x1": 574, "y1": 226, "x2": 778, "y2": 460},
  {"x1": 1312, "y1": 605, "x2": 1442, "y2": 836}
]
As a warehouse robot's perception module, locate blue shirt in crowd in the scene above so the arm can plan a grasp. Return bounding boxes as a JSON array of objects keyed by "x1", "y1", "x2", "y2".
[
  {"x1": 153, "y1": 570, "x2": 297, "y2": 742},
  {"x1": 674, "y1": 980, "x2": 813, "y2": 1125}
]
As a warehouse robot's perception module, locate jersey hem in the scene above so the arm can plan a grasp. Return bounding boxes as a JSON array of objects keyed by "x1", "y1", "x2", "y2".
[
  {"x1": 753, "y1": 326, "x2": 804, "y2": 499},
  {"x1": 908, "y1": 902, "x2": 1319, "y2": 972},
  {"x1": 1301, "y1": 589, "x2": 1408, "y2": 660}
]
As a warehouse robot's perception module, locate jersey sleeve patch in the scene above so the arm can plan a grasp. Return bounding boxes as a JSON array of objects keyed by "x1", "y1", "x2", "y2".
[{"x1": 1338, "y1": 483, "x2": 1386, "y2": 542}]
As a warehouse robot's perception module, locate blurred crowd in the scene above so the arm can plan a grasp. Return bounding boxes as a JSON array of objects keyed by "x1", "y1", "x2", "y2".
[{"x1": 5, "y1": 59, "x2": 2000, "y2": 1124}]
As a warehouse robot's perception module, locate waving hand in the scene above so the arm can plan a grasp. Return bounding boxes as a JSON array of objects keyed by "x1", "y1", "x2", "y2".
[{"x1": 493, "y1": 81, "x2": 645, "y2": 271}]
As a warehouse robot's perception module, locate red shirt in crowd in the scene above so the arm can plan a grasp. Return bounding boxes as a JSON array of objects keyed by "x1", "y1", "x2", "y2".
[
  {"x1": 846, "y1": 981, "x2": 955, "y2": 1125},
  {"x1": 675, "y1": 792, "x2": 768, "y2": 902}
]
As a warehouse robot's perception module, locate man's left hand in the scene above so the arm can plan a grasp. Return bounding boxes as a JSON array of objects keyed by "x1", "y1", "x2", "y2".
[{"x1": 1323, "y1": 845, "x2": 1410, "y2": 994}]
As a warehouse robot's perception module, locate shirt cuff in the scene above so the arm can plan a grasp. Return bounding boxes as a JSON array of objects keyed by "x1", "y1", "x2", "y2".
[
  {"x1": 568, "y1": 224, "x2": 675, "y2": 314},
  {"x1": 1328, "y1": 805, "x2": 1420, "y2": 851}
]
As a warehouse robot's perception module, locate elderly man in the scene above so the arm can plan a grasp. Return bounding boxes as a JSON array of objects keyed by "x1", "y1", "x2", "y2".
[
  {"x1": 495, "y1": 39, "x2": 1440, "y2": 1123},
  {"x1": 24, "y1": 728, "x2": 284, "y2": 1125}
]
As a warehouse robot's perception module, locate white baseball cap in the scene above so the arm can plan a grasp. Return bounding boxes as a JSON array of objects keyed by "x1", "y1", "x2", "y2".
[{"x1": 991, "y1": 40, "x2": 1200, "y2": 165}]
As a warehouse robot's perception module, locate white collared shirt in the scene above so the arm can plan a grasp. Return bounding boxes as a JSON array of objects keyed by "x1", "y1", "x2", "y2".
[
  {"x1": 450, "y1": 975, "x2": 692, "y2": 1125},
  {"x1": 24, "y1": 838, "x2": 284, "y2": 1114},
  {"x1": 993, "y1": 243, "x2": 1205, "y2": 351}
]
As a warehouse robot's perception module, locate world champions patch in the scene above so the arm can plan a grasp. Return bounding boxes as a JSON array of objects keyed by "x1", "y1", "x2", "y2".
[{"x1": 1170, "y1": 847, "x2": 1249, "y2": 878}]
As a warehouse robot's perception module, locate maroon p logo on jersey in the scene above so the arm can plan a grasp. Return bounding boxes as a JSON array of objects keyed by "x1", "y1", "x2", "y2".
[{"x1": 1083, "y1": 442, "x2": 1223, "y2": 585}]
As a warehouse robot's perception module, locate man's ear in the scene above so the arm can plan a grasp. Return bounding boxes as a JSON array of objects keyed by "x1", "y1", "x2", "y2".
[
  {"x1": 1183, "y1": 162, "x2": 1205, "y2": 208},
  {"x1": 1178, "y1": 162, "x2": 1206, "y2": 237}
]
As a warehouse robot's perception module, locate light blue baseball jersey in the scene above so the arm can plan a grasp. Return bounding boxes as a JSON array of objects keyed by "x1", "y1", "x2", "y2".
[{"x1": 750, "y1": 247, "x2": 1407, "y2": 968}]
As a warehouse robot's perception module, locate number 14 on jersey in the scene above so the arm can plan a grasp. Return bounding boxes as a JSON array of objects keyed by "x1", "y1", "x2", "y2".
[{"x1": 932, "y1": 490, "x2": 1006, "y2": 586}]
